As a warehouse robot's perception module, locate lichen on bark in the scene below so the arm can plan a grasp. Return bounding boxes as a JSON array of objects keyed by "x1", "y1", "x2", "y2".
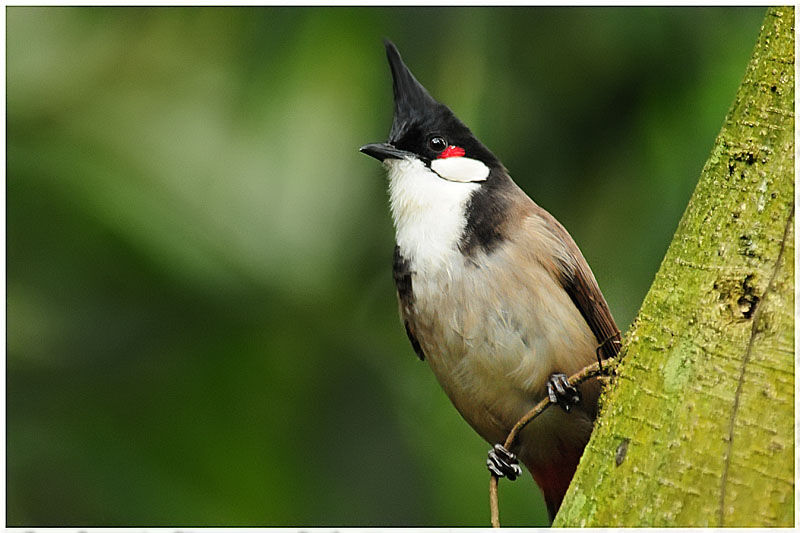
[{"x1": 554, "y1": 6, "x2": 794, "y2": 527}]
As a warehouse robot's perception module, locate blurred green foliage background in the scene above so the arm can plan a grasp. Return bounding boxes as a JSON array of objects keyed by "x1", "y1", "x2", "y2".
[{"x1": 7, "y1": 6, "x2": 764, "y2": 527}]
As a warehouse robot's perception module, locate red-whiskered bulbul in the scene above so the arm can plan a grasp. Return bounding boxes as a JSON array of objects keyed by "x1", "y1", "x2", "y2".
[{"x1": 360, "y1": 40, "x2": 620, "y2": 522}]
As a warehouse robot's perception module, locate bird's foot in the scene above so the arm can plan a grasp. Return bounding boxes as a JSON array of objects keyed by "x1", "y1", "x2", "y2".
[
  {"x1": 486, "y1": 444, "x2": 522, "y2": 480},
  {"x1": 547, "y1": 373, "x2": 581, "y2": 413}
]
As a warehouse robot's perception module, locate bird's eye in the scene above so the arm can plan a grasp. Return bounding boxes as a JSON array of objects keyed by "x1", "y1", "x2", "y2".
[{"x1": 428, "y1": 136, "x2": 447, "y2": 153}]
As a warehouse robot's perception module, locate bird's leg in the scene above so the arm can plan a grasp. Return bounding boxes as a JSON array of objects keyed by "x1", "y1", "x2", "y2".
[
  {"x1": 486, "y1": 443, "x2": 522, "y2": 480},
  {"x1": 546, "y1": 373, "x2": 581, "y2": 412}
]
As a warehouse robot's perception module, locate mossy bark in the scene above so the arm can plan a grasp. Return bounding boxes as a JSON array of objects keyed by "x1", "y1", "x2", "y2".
[{"x1": 554, "y1": 7, "x2": 794, "y2": 527}]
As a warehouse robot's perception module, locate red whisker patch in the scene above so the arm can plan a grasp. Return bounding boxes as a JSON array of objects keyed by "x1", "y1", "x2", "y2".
[{"x1": 438, "y1": 145, "x2": 465, "y2": 159}]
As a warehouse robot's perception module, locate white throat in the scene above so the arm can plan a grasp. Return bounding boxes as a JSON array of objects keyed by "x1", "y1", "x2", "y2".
[{"x1": 386, "y1": 157, "x2": 480, "y2": 275}]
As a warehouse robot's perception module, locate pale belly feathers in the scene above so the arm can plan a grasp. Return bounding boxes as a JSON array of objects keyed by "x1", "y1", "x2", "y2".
[{"x1": 407, "y1": 245, "x2": 600, "y2": 469}]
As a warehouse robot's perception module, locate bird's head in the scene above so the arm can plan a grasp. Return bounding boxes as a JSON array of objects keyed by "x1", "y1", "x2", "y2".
[{"x1": 360, "y1": 40, "x2": 500, "y2": 184}]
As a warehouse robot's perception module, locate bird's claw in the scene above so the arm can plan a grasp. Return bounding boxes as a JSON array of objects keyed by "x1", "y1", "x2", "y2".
[
  {"x1": 547, "y1": 373, "x2": 581, "y2": 413},
  {"x1": 487, "y1": 443, "x2": 522, "y2": 481}
]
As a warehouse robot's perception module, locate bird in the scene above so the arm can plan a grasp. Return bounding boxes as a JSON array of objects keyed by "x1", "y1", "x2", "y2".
[{"x1": 360, "y1": 40, "x2": 620, "y2": 523}]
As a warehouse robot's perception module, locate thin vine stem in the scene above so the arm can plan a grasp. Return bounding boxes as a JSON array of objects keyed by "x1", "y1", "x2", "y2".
[{"x1": 489, "y1": 357, "x2": 616, "y2": 527}]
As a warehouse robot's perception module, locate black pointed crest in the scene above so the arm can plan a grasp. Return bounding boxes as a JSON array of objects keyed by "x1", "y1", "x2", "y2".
[
  {"x1": 384, "y1": 40, "x2": 442, "y2": 143},
  {"x1": 374, "y1": 40, "x2": 499, "y2": 169}
]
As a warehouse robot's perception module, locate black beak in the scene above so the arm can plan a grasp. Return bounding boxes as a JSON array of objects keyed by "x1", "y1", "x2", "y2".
[{"x1": 359, "y1": 142, "x2": 410, "y2": 162}]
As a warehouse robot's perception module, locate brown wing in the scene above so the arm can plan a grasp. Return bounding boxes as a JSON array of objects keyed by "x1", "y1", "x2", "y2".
[
  {"x1": 559, "y1": 246, "x2": 621, "y2": 360},
  {"x1": 532, "y1": 207, "x2": 621, "y2": 360}
]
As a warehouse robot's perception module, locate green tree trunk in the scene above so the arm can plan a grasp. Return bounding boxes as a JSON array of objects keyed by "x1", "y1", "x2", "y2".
[{"x1": 554, "y1": 6, "x2": 794, "y2": 527}]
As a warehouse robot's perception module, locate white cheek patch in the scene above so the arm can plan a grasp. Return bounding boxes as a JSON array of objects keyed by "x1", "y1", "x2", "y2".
[{"x1": 430, "y1": 156, "x2": 490, "y2": 183}]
